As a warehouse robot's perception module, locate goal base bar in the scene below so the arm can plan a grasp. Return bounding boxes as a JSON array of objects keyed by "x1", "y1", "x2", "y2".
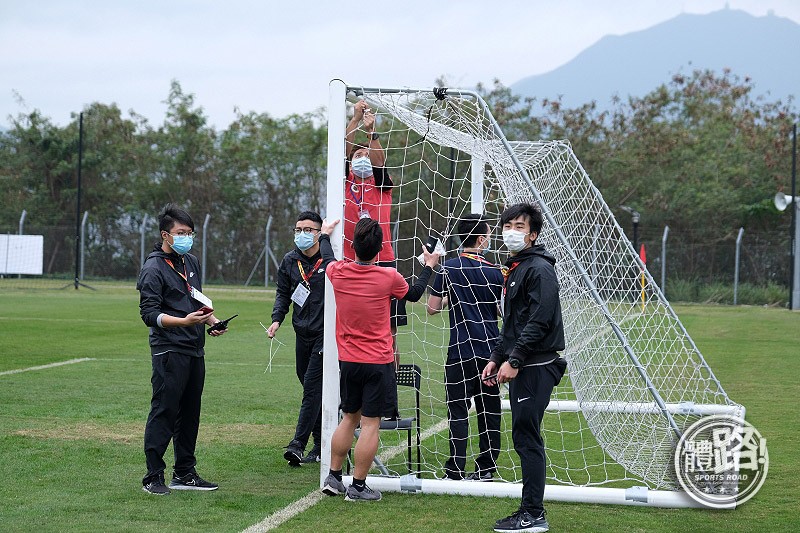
[
  {"x1": 498, "y1": 400, "x2": 744, "y2": 417},
  {"x1": 343, "y1": 476, "x2": 731, "y2": 509}
]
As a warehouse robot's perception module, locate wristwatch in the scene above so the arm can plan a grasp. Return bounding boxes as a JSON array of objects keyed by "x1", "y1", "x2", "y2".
[
  {"x1": 508, "y1": 358, "x2": 521, "y2": 369},
  {"x1": 370, "y1": 131, "x2": 379, "y2": 141}
]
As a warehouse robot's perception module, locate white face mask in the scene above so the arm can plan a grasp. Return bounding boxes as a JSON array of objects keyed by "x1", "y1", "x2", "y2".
[{"x1": 502, "y1": 229, "x2": 528, "y2": 252}]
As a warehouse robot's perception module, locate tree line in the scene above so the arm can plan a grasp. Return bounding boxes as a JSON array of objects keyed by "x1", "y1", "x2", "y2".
[{"x1": 0, "y1": 71, "x2": 796, "y2": 288}]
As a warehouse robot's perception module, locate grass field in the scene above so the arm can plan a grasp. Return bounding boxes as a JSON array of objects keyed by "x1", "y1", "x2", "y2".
[{"x1": 0, "y1": 283, "x2": 798, "y2": 532}]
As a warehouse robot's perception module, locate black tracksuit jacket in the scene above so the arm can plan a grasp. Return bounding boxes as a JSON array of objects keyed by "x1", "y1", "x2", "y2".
[
  {"x1": 271, "y1": 234, "x2": 335, "y2": 337},
  {"x1": 136, "y1": 244, "x2": 206, "y2": 357},
  {"x1": 490, "y1": 244, "x2": 566, "y2": 367}
]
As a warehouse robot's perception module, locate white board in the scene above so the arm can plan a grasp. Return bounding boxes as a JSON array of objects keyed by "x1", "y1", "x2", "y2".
[{"x1": 0, "y1": 234, "x2": 44, "y2": 275}]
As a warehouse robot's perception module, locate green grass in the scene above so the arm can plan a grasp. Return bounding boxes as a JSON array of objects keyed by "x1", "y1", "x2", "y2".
[{"x1": 0, "y1": 287, "x2": 797, "y2": 532}]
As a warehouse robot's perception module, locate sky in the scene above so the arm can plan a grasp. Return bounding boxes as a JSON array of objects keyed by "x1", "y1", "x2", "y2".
[{"x1": 2, "y1": 0, "x2": 799, "y2": 130}]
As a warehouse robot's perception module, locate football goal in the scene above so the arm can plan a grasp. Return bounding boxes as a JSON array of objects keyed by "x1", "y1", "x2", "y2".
[{"x1": 320, "y1": 80, "x2": 744, "y2": 508}]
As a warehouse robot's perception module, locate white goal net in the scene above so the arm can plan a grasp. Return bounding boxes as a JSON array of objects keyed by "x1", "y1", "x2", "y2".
[{"x1": 321, "y1": 81, "x2": 744, "y2": 507}]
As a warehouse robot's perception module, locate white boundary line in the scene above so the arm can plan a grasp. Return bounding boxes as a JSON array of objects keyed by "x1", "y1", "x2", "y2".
[
  {"x1": 242, "y1": 418, "x2": 449, "y2": 533},
  {"x1": 0, "y1": 357, "x2": 95, "y2": 376}
]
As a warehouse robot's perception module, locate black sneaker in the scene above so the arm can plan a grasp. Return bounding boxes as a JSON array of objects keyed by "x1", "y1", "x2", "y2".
[
  {"x1": 142, "y1": 477, "x2": 170, "y2": 495},
  {"x1": 284, "y1": 439, "x2": 304, "y2": 466},
  {"x1": 169, "y1": 471, "x2": 219, "y2": 491},
  {"x1": 466, "y1": 471, "x2": 494, "y2": 482},
  {"x1": 302, "y1": 444, "x2": 321, "y2": 464},
  {"x1": 493, "y1": 509, "x2": 548, "y2": 532}
]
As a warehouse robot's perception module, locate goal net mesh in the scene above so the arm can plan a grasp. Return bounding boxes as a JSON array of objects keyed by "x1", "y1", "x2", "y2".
[{"x1": 333, "y1": 86, "x2": 741, "y2": 491}]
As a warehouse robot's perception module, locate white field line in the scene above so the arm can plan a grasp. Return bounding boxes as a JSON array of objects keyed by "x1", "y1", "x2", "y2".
[
  {"x1": 0, "y1": 357, "x2": 95, "y2": 376},
  {"x1": 242, "y1": 417, "x2": 450, "y2": 533}
]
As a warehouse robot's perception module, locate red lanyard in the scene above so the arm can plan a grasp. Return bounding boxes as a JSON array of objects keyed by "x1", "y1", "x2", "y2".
[
  {"x1": 164, "y1": 258, "x2": 192, "y2": 293},
  {"x1": 501, "y1": 261, "x2": 521, "y2": 295},
  {"x1": 298, "y1": 258, "x2": 323, "y2": 286},
  {"x1": 460, "y1": 252, "x2": 496, "y2": 267}
]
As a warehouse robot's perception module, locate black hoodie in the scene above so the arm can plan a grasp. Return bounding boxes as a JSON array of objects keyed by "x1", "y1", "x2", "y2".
[
  {"x1": 490, "y1": 243, "x2": 565, "y2": 367},
  {"x1": 136, "y1": 242, "x2": 206, "y2": 357}
]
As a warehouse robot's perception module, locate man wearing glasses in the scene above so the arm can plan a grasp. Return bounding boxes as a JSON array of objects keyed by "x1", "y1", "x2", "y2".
[
  {"x1": 267, "y1": 211, "x2": 339, "y2": 466},
  {"x1": 137, "y1": 204, "x2": 227, "y2": 495}
]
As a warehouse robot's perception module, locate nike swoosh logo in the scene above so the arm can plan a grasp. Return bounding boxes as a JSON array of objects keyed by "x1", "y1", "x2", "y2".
[
  {"x1": 517, "y1": 397, "x2": 530, "y2": 403},
  {"x1": 520, "y1": 520, "x2": 532, "y2": 527}
]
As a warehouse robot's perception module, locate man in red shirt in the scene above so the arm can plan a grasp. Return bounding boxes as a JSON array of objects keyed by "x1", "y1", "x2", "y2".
[{"x1": 320, "y1": 218, "x2": 439, "y2": 501}]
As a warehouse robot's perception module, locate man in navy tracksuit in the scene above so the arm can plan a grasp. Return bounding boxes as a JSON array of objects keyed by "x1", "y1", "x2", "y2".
[
  {"x1": 137, "y1": 204, "x2": 227, "y2": 495},
  {"x1": 483, "y1": 203, "x2": 567, "y2": 533}
]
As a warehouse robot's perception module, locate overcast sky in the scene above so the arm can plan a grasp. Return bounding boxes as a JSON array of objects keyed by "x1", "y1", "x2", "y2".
[{"x1": 2, "y1": 0, "x2": 798, "y2": 129}]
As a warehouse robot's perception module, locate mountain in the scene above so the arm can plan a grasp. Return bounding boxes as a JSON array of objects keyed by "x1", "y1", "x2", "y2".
[{"x1": 511, "y1": 8, "x2": 800, "y2": 109}]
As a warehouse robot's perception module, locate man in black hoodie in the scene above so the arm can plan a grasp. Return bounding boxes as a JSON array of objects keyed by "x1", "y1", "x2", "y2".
[
  {"x1": 482, "y1": 203, "x2": 567, "y2": 533},
  {"x1": 137, "y1": 204, "x2": 227, "y2": 496},
  {"x1": 267, "y1": 211, "x2": 337, "y2": 466}
]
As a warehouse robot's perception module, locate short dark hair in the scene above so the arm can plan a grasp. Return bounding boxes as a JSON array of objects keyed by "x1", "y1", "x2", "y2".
[
  {"x1": 457, "y1": 214, "x2": 489, "y2": 248},
  {"x1": 159, "y1": 203, "x2": 194, "y2": 233},
  {"x1": 352, "y1": 218, "x2": 383, "y2": 261},
  {"x1": 348, "y1": 143, "x2": 368, "y2": 161},
  {"x1": 500, "y1": 203, "x2": 543, "y2": 235},
  {"x1": 297, "y1": 211, "x2": 322, "y2": 225}
]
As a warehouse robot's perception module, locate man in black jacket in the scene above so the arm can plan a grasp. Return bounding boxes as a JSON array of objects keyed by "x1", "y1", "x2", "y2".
[
  {"x1": 482, "y1": 203, "x2": 567, "y2": 533},
  {"x1": 137, "y1": 204, "x2": 227, "y2": 496},
  {"x1": 267, "y1": 211, "x2": 337, "y2": 466}
]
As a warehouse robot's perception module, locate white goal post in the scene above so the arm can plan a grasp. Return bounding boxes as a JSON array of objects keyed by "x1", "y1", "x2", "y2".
[{"x1": 320, "y1": 79, "x2": 744, "y2": 508}]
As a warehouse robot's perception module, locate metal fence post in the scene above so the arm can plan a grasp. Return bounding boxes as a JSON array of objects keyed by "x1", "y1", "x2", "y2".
[
  {"x1": 734, "y1": 227, "x2": 744, "y2": 305},
  {"x1": 139, "y1": 214, "x2": 149, "y2": 271},
  {"x1": 202, "y1": 214, "x2": 211, "y2": 286},
  {"x1": 661, "y1": 226, "x2": 669, "y2": 297},
  {"x1": 265, "y1": 215, "x2": 273, "y2": 287},
  {"x1": 17, "y1": 210, "x2": 26, "y2": 279},
  {"x1": 80, "y1": 211, "x2": 88, "y2": 280}
]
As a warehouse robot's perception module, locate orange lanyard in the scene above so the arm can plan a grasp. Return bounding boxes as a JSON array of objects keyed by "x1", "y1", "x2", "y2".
[
  {"x1": 164, "y1": 258, "x2": 192, "y2": 293},
  {"x1": 298, "y1": 258, "x2": 323, "y2": 286},
  {"x1": 460, "y1": 252, "x2": 496, "y2": 267},
  {"x1": 501, "y1": 261, "x2": 521, "y2": 295}
]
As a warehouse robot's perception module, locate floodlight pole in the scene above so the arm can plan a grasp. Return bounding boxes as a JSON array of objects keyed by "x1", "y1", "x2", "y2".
[
  {"x1": 66, "y1": 112, "x2": 95, "y2": 291},
  {"x1": 619, "y1": 205, "x2": 640, "y2": 252}
]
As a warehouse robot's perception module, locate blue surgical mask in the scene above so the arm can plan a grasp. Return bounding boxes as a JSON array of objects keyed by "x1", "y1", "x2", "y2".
[
  {"x1": 352, "y1": 156, "x2": 373, "y2": 179},
  {"x1": 294, "y1": 231, "x2": 316, "y2": 251},
  {"x1": 169, "y1": 234, "x2": 193, "y2": 255}
]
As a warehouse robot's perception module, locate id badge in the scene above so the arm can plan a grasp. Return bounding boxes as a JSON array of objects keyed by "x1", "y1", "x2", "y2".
[
  {"x1": 291, "y1": 283, "x2": 311, "y2": 307},
  {"x1": 190, "y1": 286, "x2": 213, "y2": 310},
  {"x1": 359, "y1": 208, "x2": 371, "y2": 219}
]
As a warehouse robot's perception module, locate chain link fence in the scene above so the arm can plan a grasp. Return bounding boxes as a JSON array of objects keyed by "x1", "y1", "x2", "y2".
[{"x1": 1, "y1": 211, "x2": 794, "y2": 306}]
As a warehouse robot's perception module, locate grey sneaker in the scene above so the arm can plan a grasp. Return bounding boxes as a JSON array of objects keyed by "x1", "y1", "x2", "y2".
[
  {"x1": 345, "y1": 483, "x2": 382, "y2": 501},
  {"x1": 321, "y1": 474, "x2": 346, "y2": 496},
  {"x1": 169, "y1": 471, "x2": 219, "y2": 491},
  {"x1": 142, "y1": 477, "x2": 170, "y2": 495}
]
